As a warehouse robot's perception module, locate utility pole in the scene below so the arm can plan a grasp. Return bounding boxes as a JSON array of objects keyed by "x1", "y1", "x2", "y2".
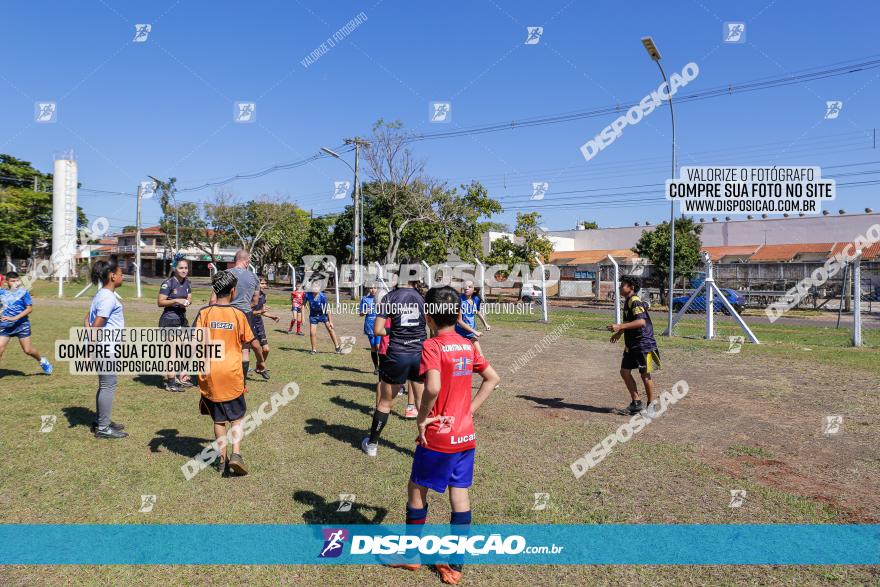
[
  {"x1": 344, "y1": 137, "x2": 371, "y2": 299},
  {"x1": 135, "y1": 182, "x2": 143, "y2": 298}
]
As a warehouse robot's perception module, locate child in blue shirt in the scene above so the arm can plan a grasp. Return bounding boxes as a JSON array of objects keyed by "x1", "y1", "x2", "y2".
[
  {"x1": 0, "y1": 272, "x2": 52, "y2": 375},
  {"x1": 304, "y1": 283, "x2": 342, "y2": 355}
]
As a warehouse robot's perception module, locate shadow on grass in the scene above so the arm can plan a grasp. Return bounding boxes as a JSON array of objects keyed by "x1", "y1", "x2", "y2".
[
  {"x1": 148, "y1": 428, "x2": 213, "y2": 458},
  {"x1": 304, "y1": 417, "x2": 414, "y2": 457},
  {"x1": 133, "y1": 374, "x2": 165, "y2": 388},
  {"x1": 62, "y1": 406, "x2": 95, "y2": 428},
  {"x1": 330, "y1": 396, "x2": 409, "y2": 421},
  {"x1": 517, "y1": 395, "x2": 617, "y2": 414},
  {"x1": 324, "y1": 379, "x2": 375, "y2": 391},
  {"x1": 320, "y1": 364, "x2": 369, "y2": 374},
  {"x1": 293, "y1": 490, "x2": 388, "y2": 525},
  {"x1": 0, "y1": 368, "x2": 27, "y2": 377}
]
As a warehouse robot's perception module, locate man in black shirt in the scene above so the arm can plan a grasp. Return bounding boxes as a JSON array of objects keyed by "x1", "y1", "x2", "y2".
[{"x1": 362, "y1": 262, "x2": 427, "y2": 457}]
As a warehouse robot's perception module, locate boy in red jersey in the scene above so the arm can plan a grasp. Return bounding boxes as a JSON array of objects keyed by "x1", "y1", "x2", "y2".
[{"x1": 391, "y1": 286, "x2": 499, "y2": 584}]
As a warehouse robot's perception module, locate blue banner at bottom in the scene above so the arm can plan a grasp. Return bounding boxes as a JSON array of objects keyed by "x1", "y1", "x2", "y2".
[{"x1": 1, "y1": 524, "x2": 878, "y2": 565}]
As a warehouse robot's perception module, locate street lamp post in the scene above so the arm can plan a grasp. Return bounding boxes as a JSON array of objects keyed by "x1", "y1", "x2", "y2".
[
  {"x1": 322, "y1": 139, "x2": 371, "y2": 299},
  {"x1": 641, "y1": 36, "x2": 677, "y2": 336}
]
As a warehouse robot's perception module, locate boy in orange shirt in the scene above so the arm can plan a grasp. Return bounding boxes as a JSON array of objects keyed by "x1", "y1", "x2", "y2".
[{"x1": 193, "y1": 270, "x2": 266, "y2": 476}]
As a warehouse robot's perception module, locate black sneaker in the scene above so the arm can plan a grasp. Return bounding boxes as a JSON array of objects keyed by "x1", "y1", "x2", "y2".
[
  {"x1": 227, "y1": 453, "x2": 248, "y2": 476},
  {"x1": 94, "y1": 426, "x2": 128, "y2": 439},
  {"x1": 258, "y1": 369, "x2": 270, "y2": 381},
  {"x1": 175, "y1": 377, "x2": 195, "y2": 388},
  {"x1": 335, "y1": 346, "x2": 343, "y2": 354},
  {"x1": 627, "y1": 400, "x2": 644, "y2": 415},
  {"x1": 164, "y1": 380, "x2": 184, "y2": 392},
  {"x1": 90, "y1": 421, "x2": 124, "y2": 433},
  {"x1": 212, "y1": 456, "x2": 227, "y2": 475}
]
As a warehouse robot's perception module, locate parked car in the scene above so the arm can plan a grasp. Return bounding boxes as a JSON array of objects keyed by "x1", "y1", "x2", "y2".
[
  {"x1": 672, "y1": 288, "x2": 744, "y2": 315},
  {"x1": 520, "y1": 283, "x2": 543, "y2": 303}
]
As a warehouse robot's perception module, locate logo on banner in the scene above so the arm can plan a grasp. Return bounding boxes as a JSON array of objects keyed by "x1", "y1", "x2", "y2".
[{"x1": 319, "y1": 528, "x2": 349, "y2": 558}]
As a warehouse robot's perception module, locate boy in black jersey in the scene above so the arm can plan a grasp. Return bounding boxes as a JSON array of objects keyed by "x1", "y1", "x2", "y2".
[{"x1": 607, "y1": 276, "x2": 661, "y2": 415}]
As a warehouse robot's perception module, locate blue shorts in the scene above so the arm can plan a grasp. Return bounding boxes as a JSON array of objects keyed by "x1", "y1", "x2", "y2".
[
  {"x1": 0, "y1": 318, "x2": 31, "y2": 338},
  {"x1": 309, "y1": 315, "x2": 329, "y2": 325},
  {"x1": 410, "y1": 445, "x2": 475, "y2": 493}
]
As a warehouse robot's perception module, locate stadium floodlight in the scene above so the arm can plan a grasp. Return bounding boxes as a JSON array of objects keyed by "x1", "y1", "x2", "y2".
[{"x1": 641, "y1": 35, "x2": 676, "y2": 337}]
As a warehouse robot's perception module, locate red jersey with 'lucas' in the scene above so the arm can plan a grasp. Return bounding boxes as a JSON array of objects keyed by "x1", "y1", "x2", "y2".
[{"x1": 418, "y1": 330, "x2": 489, "y2": 453}]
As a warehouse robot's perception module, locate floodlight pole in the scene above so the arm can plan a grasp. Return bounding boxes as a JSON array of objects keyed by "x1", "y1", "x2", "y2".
[
  {"x1": 607, "y1": 254, "x2": 621, "y2": 324},
  {"x1": 287, "y1": 262, "x2": 296, "y2": 289},
  {"x1": 705, "y1": 256, "x2": 715, "y2": 339},
  {"x1": 135, "y1": 182, "x2": 143, "y2": 298},
  {"x1": 535, "y1": 254, "x2": 549, "y2": 323},
  {"x1": 421, "y1": 260, "x2": 432, "y2": 288},
  {"x1": 642, "y1": 36, "x2": 676, "y2": 336},
  {"x1": 853, "y1": 251, "x2": 862, "y2": 347},
  {"x1": 474, "y1": 258, "x2": 486, "y2": 297}
]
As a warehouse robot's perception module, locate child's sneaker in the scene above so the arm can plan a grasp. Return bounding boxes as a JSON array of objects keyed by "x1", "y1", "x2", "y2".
[
  {"x1": 435, "y1": 563, "x2": 463, "y2": 585},
  {"x1": 165, "y1": 380, "x2": 184, "y2": 392},
  {"x1": 335, "y1": 346, "x2": 343, "y2": 354},
  {"x1": 310, "y1": 349, "x2": 318, "y2": 355},
  {"x1": 361, "y1": 437, "x2": 378, "y2": 457},
  {"x1": 258, "y1": 369, "x2": 271, "y2": 381},
  {"x1": 227, "y1": 453, "x2": 248, "y2": 476},
  {"x1": 404, "y1": 404, "x2": 418, "y2": 419},
  {"x1": 627, "y1": 400, "x2": 644, "y2": 415},
  {"x1": 175, "y1": 376, "x2": 194, "y2": 388},
  {"x1": 40, "y1": 358, "x2": 53, "y2": 375},
  {"x1": 297, "y1": 331, "x2": 304, "y2": 336}
]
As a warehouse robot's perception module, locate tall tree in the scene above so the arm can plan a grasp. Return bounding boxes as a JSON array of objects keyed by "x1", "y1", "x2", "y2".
[
  {"x1": 486, "y1": 211, "x2": 554, "y2": 295},
  {"x1": 632, "y1": 217, "x2": 703, "y2": 305}
]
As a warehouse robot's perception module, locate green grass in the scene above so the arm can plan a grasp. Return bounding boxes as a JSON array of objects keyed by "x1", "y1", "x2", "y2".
[{"x1": 1, "y1": 279, "x2": 878, "y2": 585}]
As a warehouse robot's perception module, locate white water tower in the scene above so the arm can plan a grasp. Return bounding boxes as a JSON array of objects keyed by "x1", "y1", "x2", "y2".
[{"x1": 51, "y1": 150, "x2": 78, "y2": 278}]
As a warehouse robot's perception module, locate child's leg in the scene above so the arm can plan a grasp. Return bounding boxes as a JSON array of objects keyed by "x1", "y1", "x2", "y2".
[
  {"x1": 410, "y1": 380, "x2": 424, "y2": 410},
  {"x1": 309, "y1": 323, "x2": 318, "y2": 351},
  {"x1": 368, "y1": 381, "x2": 396, "y2": 444},
  {"x1": 447, "y1": 487, "x2": 472, "y2": 572},
  {"x1": 640, "y1": 371, "x2": 655, "y2": 404},
  {"x1": 407, "y1": 381, "x2": 415, "y2": 407},
  {"x1": 288, "y1": 314, "x2": 296, "y2": 332},
  {"x1": 620, "y1": 369, "x2": 639, "y2": 401},
  {"x1": 369, "y1": 344, "x2": 379, "y2": 370},
  {"x1": 407, "y1": 480, "x2": 429, "y2": 513},
  {"x1": 229, "y1": 418, "x2": 244, "y2": 454},
  {"x1": 17, "y1": 336, "x2": 42, "y2": 362},
  {"x1": 262, "y1": 344, "x2": 270, "y2": 361},
  {"x1": 213, "y1": 422, "x2": 228, "y2": 459},
  {"x1": 472, "y1": 340, "x2": 483, "y2": 355},
  {"x1": 296, "y1": 311, "x2": 302, "y2": 332},
  {"x1": 324, "y1": 321, "x2": 340, "y2": 347},
  {"x1": 95, "y1": 374, "x2": 117, "y2": 429},
  {"x1": 0, "y1": 336, "x2": 10, "y2": 361},
  {"x1": 449, "y1": 486, "x2": 471, "y2": 513}
]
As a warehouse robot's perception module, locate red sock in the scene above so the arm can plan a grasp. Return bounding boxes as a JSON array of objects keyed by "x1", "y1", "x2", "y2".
[
  {"x1": 296, "y1": 320, "x2": 302, "y2": 333},
  {"x1": 289, "y1": 319, "x2": 295, "y2": 331}
]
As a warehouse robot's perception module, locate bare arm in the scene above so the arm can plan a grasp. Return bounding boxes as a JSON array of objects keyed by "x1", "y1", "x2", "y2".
[
  {"x1": 2, "y1": 305, "x2": 32, "y2": 322},
  {"x1": 373, "y1": 317, "x2": 387, "y2": 337},
  {"x1": 471, "y1": 365, "x2": 500, "y2": 415}
]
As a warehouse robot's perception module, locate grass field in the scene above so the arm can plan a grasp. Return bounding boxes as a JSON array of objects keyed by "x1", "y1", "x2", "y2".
[{"x1": 1, "y1": 279, "x2": 878, "y2": 585}]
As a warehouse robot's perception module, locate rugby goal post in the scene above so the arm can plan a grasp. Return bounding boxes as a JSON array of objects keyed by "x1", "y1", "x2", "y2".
[
  {"x1": 606, "y1": 254, "x2": 621, "y2": 324},
  {"x1": 662, "y1": 252, "x2": 759, "y2": 344},
  {"x1": 852, "y1": 251, "x2": 862, "y2": 347}
]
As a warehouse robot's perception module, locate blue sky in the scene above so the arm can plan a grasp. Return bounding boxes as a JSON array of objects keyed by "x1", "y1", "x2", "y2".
[{"x1": 2, "y1": 0, "x2": 878, "y2": 233}]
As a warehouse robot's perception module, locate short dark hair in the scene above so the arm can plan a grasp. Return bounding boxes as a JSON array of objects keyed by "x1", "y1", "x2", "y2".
[
  {"x1": 91, "y1": 255, "x2": 120, "y2": 286},
  {"x1": 620, "y1": 275, "x2": 640, "y2": 292},
  {"x1": 212, "y1": 270, "x2": 238, "y2": 297},
  {"x1": 5, "y1": 271, "x2": 19, "y2": 280},
  {"x1": 425, "y1": 286, "x2": 460, "y2": 328}
]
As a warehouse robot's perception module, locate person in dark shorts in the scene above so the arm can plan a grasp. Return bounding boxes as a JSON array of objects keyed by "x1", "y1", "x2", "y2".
[
  {"x1": 210, "y1": 249, "x2": 262, "y2": 384},
  {"x1": 251, "y1": 276, "x2": 280, "y2": 380},
  {"x1": 362, "y1": 262, "x2": 427, "y2": 457},
  {"x1": 194, "y1": 270, "x2": 266, "y2": 476},
  {"x1": 157, "y1": 259, "x2": 193, "y2": 392},
  {"x1": 0, "y1": 272, "x2": 53, "y2": 375},
  {"x1": 607, "y1": 276, "x2": 661, "y2": 415},
  {"x1": 304, "y1": 282, "x2": 342, "y2": 354}
]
